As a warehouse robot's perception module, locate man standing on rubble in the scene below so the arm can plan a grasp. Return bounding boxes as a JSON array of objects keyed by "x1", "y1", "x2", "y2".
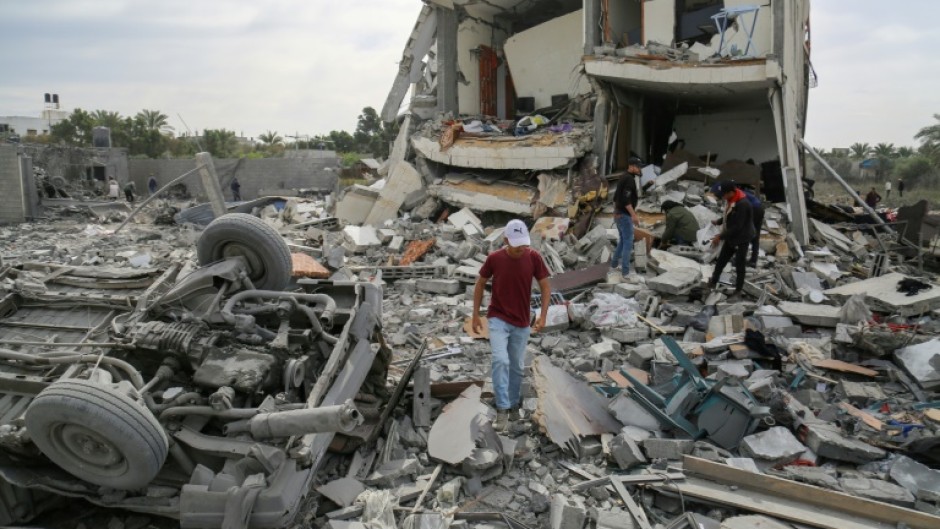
[
  {"x1": 471, "y1": 219, "x2": 551, "y2": 431},
  {"x1": 230, "y1": 177, "x2": 242, "y2": 201},
  {"x1": 711, "y1": 183, "x2": 763, "y2": 267},
  {"x1": 707, "y1": 181, "x2": 755, "y2": 299},
  {"x1": 611, "y1": 156, "x2": 642, "y2": 279}
]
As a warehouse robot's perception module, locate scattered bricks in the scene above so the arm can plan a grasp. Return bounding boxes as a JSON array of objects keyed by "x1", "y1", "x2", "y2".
[
  {"x1": 408, "y1": 308, "x2": 435, "y2": 321},
  {"x1": 739, "y1": 426, "x2": 807, "y2": 466},
  {"x1": 400, "y1": 238, "x2": 436, "y2": 266},
  {"x1": 596, "y1": 510, "x2": 637, "y2": 529},
  {"x1": 633, "y1": 240, "x2": 648, "y2": 272},
  {"x1": 839, "y1": 477, "x2": 917, "y2": 507},
  {"x1": 627, "y1": 344, "x2": 656, "y2": 369},
  {"x1": 603, "y1": 326, "x2": 650, "y2": 344},
  {"x1": 609, "y1": 433, "x2": 646, "y2": 470},
  {"x1": 804, "y1": 423, "x2": 887, "y2": 464},
  {"x1": 647, "y1": 268, "x2": 701, "y2": 295},
  {"x1": 416, "y1": 278, "x2": 462, "y2": 295},
  {"x1": 838, "y1": 380, "x2": 887, "y2": 406},
  {"x1": 590, "y1": 339, "x2": 619, "y2": 359},
  {"x1": 550, "y1": 494, "x2": 586, "y2": 529},
  {"x1": 291, "y1": 253, "x2": 331, "y2": 278},
  {"x1": 388, "y1": 235, "x2": 405, "y2": 251},
  {"x1": 453, "y1": 265, "x2": 481, "y2": 283},
  {"x1": 642, "y1": 438, "x2": 694, "y2": 460},
  {"x1": 777, "y1": 301, "x2": 841, "y2": 327}
]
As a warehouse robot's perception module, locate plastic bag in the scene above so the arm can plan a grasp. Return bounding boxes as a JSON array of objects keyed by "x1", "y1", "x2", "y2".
[{"x1": 585, "y1": 292, "x2": 639, "y2": 328}]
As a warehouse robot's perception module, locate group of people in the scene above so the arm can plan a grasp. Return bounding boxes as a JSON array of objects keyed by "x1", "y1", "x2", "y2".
[
  {"x1": 865, "y1": 178, "x2": 905, "y2": 209},
  {"x1": 470, "y1": 158, "x2": 773, "y2": 432},
  {"x1": 103, "y1": 174, "x2": 243, "y2": 203}
]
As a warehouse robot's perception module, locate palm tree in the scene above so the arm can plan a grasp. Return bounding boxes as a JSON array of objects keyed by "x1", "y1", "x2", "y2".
[
  {"x1": 91, "y1": 110, "x2": 122, "y2": 128},
  {"x1": 896, "y1": 146, "x2": 915, "y2": 158},
  {"x1": 204, "y1": 129, "x2": 238, "y2": 158},
  {"x1": 914, "y1": 113, "x2": 940, "y2": 146},
  {"x1": 872, "y1": 143, "x2": 895, "y2": 178},
  {"x1": 135, "y1": 109, "x2": 169, "y2": 133},
  {"x1": 849, "y1": 142, "x2": 871, "y2": 159},
  {"x1": 258, "y1": 130, "x2": 283, "y2": 146}
]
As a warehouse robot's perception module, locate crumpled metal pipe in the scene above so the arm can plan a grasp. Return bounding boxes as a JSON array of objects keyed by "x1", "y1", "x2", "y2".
[{"x1": 223, "y1": 400, "x2": 362, "y2": 438}]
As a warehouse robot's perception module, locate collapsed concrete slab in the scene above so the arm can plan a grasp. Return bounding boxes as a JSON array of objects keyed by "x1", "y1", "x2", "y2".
[{"x1": 825, "y1": 272, "x2": 940, "y2": 317}]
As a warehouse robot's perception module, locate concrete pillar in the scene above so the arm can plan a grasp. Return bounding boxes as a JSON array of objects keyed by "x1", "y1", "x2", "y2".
[
  {"x1": 0, "y1": 145, "x2": 28, "y2": 225},
  {"x1": 584, "y1": 0, "x2": 602, "y2": 55},
  {"x1": 593, "y1": 92, "x2": 610, "y2": 176},
  {"x1": 195, "y1": 152, "x2": 227, "y2": 219},
  {"x1": 436, "y1": 7, "x2": 458, "y2": 115}
]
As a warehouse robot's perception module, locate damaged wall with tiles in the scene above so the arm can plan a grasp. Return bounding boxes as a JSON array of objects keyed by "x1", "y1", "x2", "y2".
[
  {"x1": 456, "y1": 18, "x2": 508, "y2": 116},
  {"x1": 129, "y1": 156, "x2": 339, "y2": 201},
  {"x1": 643, "y1": 0, "x2": 773, "y2": 56},
  {"x1": 504, "y1": 9, "x2": 592, "y2": 110},
  {"x1": 0, "y1": 145, "x2": 28, "y2": 224},
  {"x1": 674, "y1": 108, "x2": 780, "y2": 163}
]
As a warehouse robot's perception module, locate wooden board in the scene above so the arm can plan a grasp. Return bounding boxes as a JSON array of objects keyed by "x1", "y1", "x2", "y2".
[
  {"x1": 839, "y1": 402, "x2": 884, "y2": 431},
  {"x1": 680, "y1": 456, "x2": 940, "y2": 529},
  {"x1": 812, "y1": 359, "x2": 878, "y2": 377}
]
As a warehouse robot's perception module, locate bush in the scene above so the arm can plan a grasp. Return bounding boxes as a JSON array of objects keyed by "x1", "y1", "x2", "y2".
[{"x1": 893, "y1": 156, "x2": 938, "y2": 188}]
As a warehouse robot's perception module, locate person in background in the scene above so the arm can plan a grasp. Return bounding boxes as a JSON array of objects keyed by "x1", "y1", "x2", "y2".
[
  {"x1": 611, "y1": 156, "x2": 641, "y2": 279},
  {"x1": 108, "y1": 178, "x2": 119, "y2": 200},
  {"x1": 148, "y1": 174, "x2": 158, "y2": 195},
  {"x1": 230, "y1": 177, "x2": 242, "y2": 201},
  {"x1": 472, "y1": 219, "x2": 551, "y2": 431},
  {"x1": 865, "y1": 187, "x2": 881, "y2": 209},
  {"x1": 707, "y1": 181, "x2": 756, "y2": 300},
  {"x1": 124, "y1": 180, "x2": 136, "y2": 203},
  {"x1": 657, "y1": 200, "x2": 699, "y2": 250},
  {"x1": 898, "y1": 178, "x2": 905, "y2": 198},
  {"x1": 711, "y1": 182, "x2": 764, "y2": 267},
  {"x1": 884, "y1": 179, "x2": 892, "y2": 199}
]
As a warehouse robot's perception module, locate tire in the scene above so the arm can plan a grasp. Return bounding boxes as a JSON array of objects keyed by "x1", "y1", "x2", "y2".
[
  {"x1": 197, "y1": 213, "x2": 292, "y2": 291},
  {"x1": 50, "y1": 176, "x2": 66, "y2": 189},
  {"x1": 24, "y1": 379, "x2": 168, "y2": 490}
]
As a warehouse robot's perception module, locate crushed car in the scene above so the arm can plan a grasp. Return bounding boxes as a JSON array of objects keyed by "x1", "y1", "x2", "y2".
[{"x1": 0, "y1": 213, "x2": 384, "y2": 528}]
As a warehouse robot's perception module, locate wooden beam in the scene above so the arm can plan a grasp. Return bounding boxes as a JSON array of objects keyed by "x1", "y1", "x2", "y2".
[{"x1": 680, "y1": 456, "x2": 940, "y2": 529}]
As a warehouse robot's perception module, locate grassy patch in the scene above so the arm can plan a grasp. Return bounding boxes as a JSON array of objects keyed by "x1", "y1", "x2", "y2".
[{"x1": 812, "y1": 179, "x2": 940, "y2": 210}]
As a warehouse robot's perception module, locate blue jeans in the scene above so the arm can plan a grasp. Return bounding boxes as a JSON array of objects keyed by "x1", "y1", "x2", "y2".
[
  {"x1": 488, "y1": 317, "x2": 530, "y2": 410},
  {"x1": 611, "y1": 214, "x2": 634, "y2": 275}
]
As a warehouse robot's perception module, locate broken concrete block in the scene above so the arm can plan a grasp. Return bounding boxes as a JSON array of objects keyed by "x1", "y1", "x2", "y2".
[
  {"x1": 720, "y1": 515, "x2": 792, "y2": 529},
  {"x1": 595, "y1": 510, "x2": 636, "y2": 529},
  {"x1": 647, "y1": 268, "x2": 701, "y2": 295},
  {"x1": 894, "y1": 339, "x2": 940, "y2": 391},
  {"x1": 725, "y1": 457, "x2": 761, "y2": 473},
  {"x1": 642, "y1": 438, "x2": 694, "y2": 460},
  {"x1": 739, "y1": 426, "x2": 806, "y2": 465},
  {"x1": 609, "y1": 433, "x2": 646, "y2": 470},
  {"x1": 608, "y1": 394, "x2": 662, "y2": 431},
  {"x1": 838, "y1": 380, "x2": 887, "y2": 406},
  {"x1": 603, "y1": 326, "x2": 650, "y2": 344},
  {"x1": 804, "y1": 423, "x2": 886, "y2": 464},
  {"x1": 550, "y1": 494, "x2": 586, "y2": 529},
  {"x1": 590, "y1": 340, "x2": 619, "y2": 359},
  {"x1": 363, "y1": 458, "x2": 419, "y2": 487},
  {"x1": 343, "y1": 225, "x2": 382, "y2": 253},
  {"x1": 889, "y1": 455, "x2": 940, "y2": 502},
  {"x1": 415, "y1": 278, "x2": 462, "y2": 295},
  {"x1": 839, "y1": 477, "x2": 916, "y2": 507},
  {"x1": 317, "y1": 477, "x2": 365, "y2": 507},
  {"x1": 777, "y1": 301, "x2": 841, "y2": 327}
]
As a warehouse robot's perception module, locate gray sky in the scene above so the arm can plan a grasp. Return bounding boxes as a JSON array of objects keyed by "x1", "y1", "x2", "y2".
[{"x1": 1, "y1": 0, "x2": 936, "y2": 149}]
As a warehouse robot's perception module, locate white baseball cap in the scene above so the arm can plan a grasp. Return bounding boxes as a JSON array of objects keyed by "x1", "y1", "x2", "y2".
[{"x1": 504, "y1": 219, "x2": 531, "y2": 247}]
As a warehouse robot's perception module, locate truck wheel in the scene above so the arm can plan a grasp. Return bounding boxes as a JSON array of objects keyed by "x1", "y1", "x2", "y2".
[
  {"x1": 25, "y1": 379, "x2": 168, "y2": 490},
  {"x1": 197, "y1": 213, "x2": 292, "y2": 291}
]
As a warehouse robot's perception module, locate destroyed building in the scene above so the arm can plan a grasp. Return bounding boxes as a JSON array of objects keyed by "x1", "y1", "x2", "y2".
[{"x1": 342, "y1": 0, "x2": 812, "y2": 244}]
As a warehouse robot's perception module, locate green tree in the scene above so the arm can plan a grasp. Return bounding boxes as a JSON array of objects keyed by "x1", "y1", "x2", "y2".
[
  {"x1": 849, "y1": 142, "x2": 871, "y2": 159},
  {"x1": 135, "y1": 109, "x2": 169, "y2": 132},
  {"x1": 915, "y1": 114, "x2": 940, "y2": 167},
  {"x1": 353, "y1": 106, "x2": 397, "y2": 157},
  {"x1": 258, "y1": 130, "x2": 283, "y2": 146},
  {"x1": 203, "y1": 129, "x2": 238, "y2": 158},
  {"x1": 872, "y1": 142, "x2": 896, "y2": 178},
  {"x1": 90, "y1": 109, "x2": 131, "y2": 147},
  {"x1": 328, "y1": 130, "x2": 356, "y2": 152},
  {"x1": 896, "y1": 146, "x2": 915, "y2": 158},
  {"x1": 893, "y1": 155, "x2": 938, "y2": 188},
  {"x1": 130, "y1": 109, "x2": 170, "y2": 157},
  {"x1": 50, "y1": 108, "x2": 94, "y2": 145}
]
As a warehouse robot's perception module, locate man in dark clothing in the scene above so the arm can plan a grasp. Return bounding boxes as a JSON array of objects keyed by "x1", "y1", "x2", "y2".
[
  {"x1": 658, "y1": 200, "x2": 699, "y2": 249},
  {"x1": 148, "y1": 174, "x2": 158, "y2": 195},
  {"x1": 898, "y1": 179, "x2": 905, "y2": 198},
  {"x1": 712, "y1": 182, "x2": 763, "y2": 266},
  {"x1": 611, "y1": 156, "x2": 641, "y2": 278},
  {"x1": 230, "y1": 177, "x2": 242, "y2": 201},
  {"x1": 472, "y1": 219, "x2": 551, "y2": 431},
  {"x1": 865, "y1": 187, "x2": 881, "y2": 208},
  {"x1": 124, "y1": 181, "x2": 136, "y2": 203},
  {"x1": 708, "y1": 181, "x2": 756, "y2": 299}
]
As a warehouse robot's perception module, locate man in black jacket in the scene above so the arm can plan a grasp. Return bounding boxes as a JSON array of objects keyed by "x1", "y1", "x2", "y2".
[
  {"x1": 708, "y1": 181, "x2": 756, "y2": 298},
  {"x1": 611, "y1": 157, "x2": 641, "y2": 278}
]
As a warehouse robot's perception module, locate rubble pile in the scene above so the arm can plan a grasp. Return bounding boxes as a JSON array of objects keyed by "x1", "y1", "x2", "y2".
[{"x1": 1, "y1": 168, "x2": 939, "y2": 529}]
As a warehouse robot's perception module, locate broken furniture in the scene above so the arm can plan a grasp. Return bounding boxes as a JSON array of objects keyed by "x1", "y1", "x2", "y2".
[{"x1": 620, "y1": 336, "x2": 771, "y2": 450}]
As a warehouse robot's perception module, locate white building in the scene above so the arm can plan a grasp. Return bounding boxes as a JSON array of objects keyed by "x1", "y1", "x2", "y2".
[
  {"x1": 363, "y1": 0, "x2": 814, "y2": 242},
  {"x1": 1, "y1": 95, "x2": 69, "y2": 138}
]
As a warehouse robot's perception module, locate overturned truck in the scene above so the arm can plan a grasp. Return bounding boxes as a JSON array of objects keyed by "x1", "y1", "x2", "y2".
[{"x1": 0, "y1": 214, "x2": 383, "y2": 528}]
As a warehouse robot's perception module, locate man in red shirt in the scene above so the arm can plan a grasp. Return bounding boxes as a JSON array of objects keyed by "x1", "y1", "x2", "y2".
[{"x1": 472, "y1": 219, "x2": 552, "y2": 431}]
